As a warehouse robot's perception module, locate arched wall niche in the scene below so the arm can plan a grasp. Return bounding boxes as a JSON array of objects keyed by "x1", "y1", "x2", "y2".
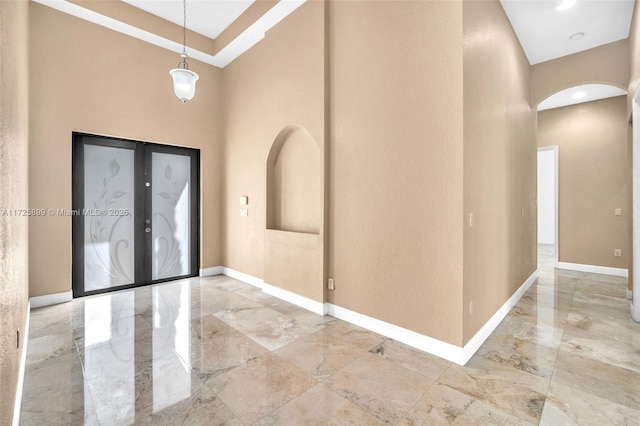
[
  {"x1": 266, "y1": 124, "x2": 321, "y2": 234},
  {"x1": 264, "y1": 124, "x2": 325, "y2": 305}
]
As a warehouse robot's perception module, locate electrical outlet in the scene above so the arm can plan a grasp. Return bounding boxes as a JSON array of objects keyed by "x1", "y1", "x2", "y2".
[
  {"x1": 614, "y1": 249, "x2": 622, "y2": 257},
  {"x1": 328, "y1": 277, "x2": 335, "y2": 290},
  {"x1": 240, "y1": 209, "x2": 248, "y2": 217},
  {"x1": 240, "y1": 196, "x2": 249, "y2": 205},
  {"x1": 615, "y1": 208, "x2": 622, "y2": 216},
  {"x1": 469, "y1": 213, "x2": 474, "y2": 228}
]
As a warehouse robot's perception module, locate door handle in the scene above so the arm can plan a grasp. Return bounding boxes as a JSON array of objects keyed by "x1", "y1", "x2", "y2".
[{"x1": 145, "y1": 227, "x2": 151, "y2": 233}]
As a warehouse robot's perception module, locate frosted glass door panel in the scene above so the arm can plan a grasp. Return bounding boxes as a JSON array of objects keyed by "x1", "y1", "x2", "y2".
[
  {"x1": 73, "y1": 134, "x2": 199, "y2": 297},
  {"x1": 83, "y1": 145, "x2": 135, "y2": 291},
  {"x1": 151, "y1": 152, "x2": 191, "y2": 280}
]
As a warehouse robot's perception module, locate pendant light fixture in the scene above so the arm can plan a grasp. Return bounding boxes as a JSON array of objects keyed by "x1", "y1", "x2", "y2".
[{"x1": 169, "y1": 0, "x2": 199, "y2": 103}]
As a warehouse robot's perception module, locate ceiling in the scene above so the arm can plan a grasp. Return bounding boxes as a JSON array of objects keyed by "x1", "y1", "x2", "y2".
[
  {"x1": 34, "y1": 0, "x2": 306, "y2": 68},
  {"x1": 500, "y1": 0, "x2": 635, "y2": 109},
  {"x1": 500, "y1": 0, "x2": 635, "y2": 65},
  {"x1": 123, "y1": 0, "x2": 254, "y2": 40}
]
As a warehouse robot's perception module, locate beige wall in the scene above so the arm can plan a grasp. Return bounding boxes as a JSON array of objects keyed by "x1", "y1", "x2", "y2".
[
  {"x1": 462, "y1": 0, "x2": 537, "y2": 343},
  {"x1": 224, "y1": 0, "x2": 466, "y2": 344},
  {"x1": 0, "y1": 0, "x2": 30, "y2": 423},
  {"x1": 328, "y1": 0, "x2": 464, "y2": 345},
  {"x1": 531, "y1": 40, "x2": 629, "y2": 108},
  {"x1": 538, "y1": 96, "x2": 629, "y2": 270},
  {"x1": 29, "y1": 3, "x2": 223, "y2": 297},
  {"x1": 221, "y1": 0, "x2": 325, "y2": 289}
]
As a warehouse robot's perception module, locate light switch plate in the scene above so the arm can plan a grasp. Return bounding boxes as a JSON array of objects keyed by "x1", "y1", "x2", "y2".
[
  {"x1": 240, "y1": 209, "x2": 248, "y2": 217},
  {"x1": 328, "y1": 278, "x2": 335, "y2": 290},
  {"x1": 615, "y1": 208, "x2": 622, "y2": 216},
  {"x1": 240, "y1": 196, "x2": 249, "y2": 205}
]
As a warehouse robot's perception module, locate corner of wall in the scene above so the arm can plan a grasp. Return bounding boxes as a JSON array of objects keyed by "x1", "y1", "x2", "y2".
[
  {"x1": 1, "y1": 0, "x2": 30, "y2": 424},
  {"x1": 462, "y1": 0, "x2": 537, "y2": 344}
]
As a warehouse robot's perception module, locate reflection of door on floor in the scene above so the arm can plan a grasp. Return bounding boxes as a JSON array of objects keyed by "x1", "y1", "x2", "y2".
[
  {"x1": 537, "y1": 147, "x2": 557, "y2": 265},
  {"x1": 72, "y1": 133, "x2": 200, "y2": 297}
]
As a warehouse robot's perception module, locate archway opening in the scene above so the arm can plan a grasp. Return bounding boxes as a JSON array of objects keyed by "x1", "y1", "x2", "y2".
[{"x1": 536, "y1": 83, "x2": 630, "y2": 285}]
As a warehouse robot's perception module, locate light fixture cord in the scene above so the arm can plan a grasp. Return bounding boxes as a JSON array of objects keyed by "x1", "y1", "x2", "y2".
[
  {"x1": 178, "y1": 0, "x2": 189, "y2": 69},
  {"x1": 182, "y1": 0, "x2": 187, "y2": 54}
]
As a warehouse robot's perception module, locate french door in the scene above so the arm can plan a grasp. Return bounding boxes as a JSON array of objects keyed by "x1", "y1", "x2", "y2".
[{"x1": 72, "y1": 133, "x2": 200, "y2": 297}]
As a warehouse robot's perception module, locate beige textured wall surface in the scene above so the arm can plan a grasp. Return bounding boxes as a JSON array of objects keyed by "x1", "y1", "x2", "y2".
[
  {"x1": 328, "y1": 0, "x2": 464, "y2": 345},
  {"x1": 538, "y1": 96, "x2": 629, "y2": 269},
  {"x1": 29, "y1": 3, "x2": 223, "y2": 297},
  {"x1": 531, "y1": 39, "x2": 629, "y2": 108},
  {"x1": 0, "y1": 0, "x2": 30, "y2": 423},
  {"x1": 221, "y1": 1, "x2": 325, "y2": 282},
  {"x1": 264, "y1": 230, "x2": 324, "y2": 301},
  {"x1": 462, "y1": 0, "x2": 537, "y2": 343}
]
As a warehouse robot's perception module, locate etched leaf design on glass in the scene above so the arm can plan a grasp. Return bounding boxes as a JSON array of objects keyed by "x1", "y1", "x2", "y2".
[
  {"x1": 152, "y1": 153, "x2": 190, "y2": 279},
  {"x1": 110, "y1": 159, "x2": 120, "y2": 177},
  {"x1": 86, "y1": 155, "x2": 132, "y2": 287}
]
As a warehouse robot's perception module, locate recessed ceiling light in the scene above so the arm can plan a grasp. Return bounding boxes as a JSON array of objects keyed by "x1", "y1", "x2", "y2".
[
  {"x1": 572, "y1": 91, "x2": 586, "y2": 100},
  {"x1": 556, "y1": 0, "x2": 577, "y2": 11},
  {"x1": 570, "y1": 32, "x2": 585, "y2": 41}
]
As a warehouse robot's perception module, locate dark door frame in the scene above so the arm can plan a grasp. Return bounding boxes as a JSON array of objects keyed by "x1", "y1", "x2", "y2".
[{"x1": 72, "y1": 132, "x2": 200, "y2": 298}]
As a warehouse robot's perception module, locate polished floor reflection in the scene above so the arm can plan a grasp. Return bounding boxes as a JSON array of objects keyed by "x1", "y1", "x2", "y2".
[{"x1": 21, "y1": 246, "x2": 640, "y2": 425}]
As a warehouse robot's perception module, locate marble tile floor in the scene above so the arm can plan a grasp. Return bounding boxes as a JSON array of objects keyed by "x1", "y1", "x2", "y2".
[{"x1": 20, "y1": 245, "x2": 640, "y2": 425}]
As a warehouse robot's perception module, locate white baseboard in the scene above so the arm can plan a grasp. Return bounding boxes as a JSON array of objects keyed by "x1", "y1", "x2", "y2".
[
  {"x1": 199, "y1": 266, "x2": 223, "y2": 277},
  {"x1": 262, "y1": 282, "x2": 326, "y2": 315},
  {"x1": 13, "y1": 301, "x2": 30, "y2": 426},
  {"x1": 325, "y1": 303, "x2": 465, "y2": 364},
  {"x1": 325, "y1": 270, "x2": 537, "y2": 366},
  {"x1": 557, "y1": 262, "x2": 628, "y2": 278},
  {"x1": 217, "y1": 267, "x2": 324, "y2": 315},
  {"x1": 29, "y1": 291, "x2": 72, "y2": 309},
  {"x1": 220, "y1": 267, "x2": 264, "y2": 289},
  {"x1": 632, "y1": 302, "x2": 640, "y2": 323},
  {"x1": 462, "y1": 269, "x2": 538, "y2": 363},
  {"x1": 218, "y1": 268, "x2": 325, "y2": 315},
  {"x1": 218, "y1": 266, "x2": 537, "y2": 366}
]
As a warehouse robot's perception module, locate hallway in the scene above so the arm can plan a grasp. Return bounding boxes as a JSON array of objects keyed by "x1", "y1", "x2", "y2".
[{"x1": 20, "y1": 248, "x2": 639, "y2": 425}]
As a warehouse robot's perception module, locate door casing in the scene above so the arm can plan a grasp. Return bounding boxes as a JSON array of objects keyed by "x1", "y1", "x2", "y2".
[{"x1": 72, "y1": 132, "x2": 200, "y2": 298}]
